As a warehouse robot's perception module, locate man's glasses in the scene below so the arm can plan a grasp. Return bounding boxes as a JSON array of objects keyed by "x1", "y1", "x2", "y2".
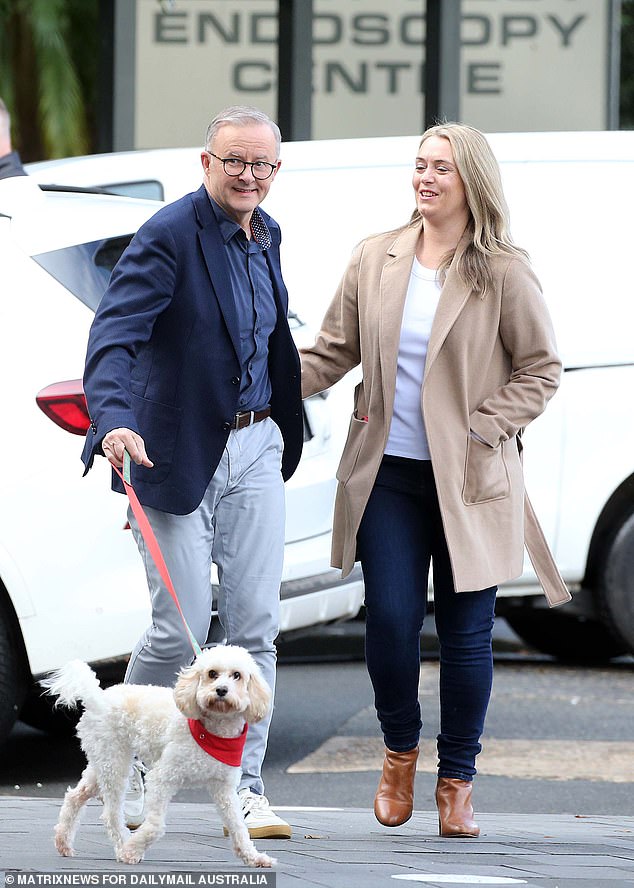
[{"x1": 207, "y1": 152, "x2": 277, "y2": 180}]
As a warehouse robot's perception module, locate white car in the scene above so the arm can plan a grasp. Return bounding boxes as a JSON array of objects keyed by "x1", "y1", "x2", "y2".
[
  {"x1": 29, "y1": 130, "x2": 634, "y2": 666},
  {"x1": 0, "y1": 174, "x2": 364, "y2": 744}
]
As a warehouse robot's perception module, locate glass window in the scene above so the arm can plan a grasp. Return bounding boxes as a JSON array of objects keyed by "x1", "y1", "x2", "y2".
[
  {"x1": 100, "y1": 180, "x2": 164, "y2": 201},
  {"x1": 32, "y1": 234, "x2": 134, "y2": 311}
]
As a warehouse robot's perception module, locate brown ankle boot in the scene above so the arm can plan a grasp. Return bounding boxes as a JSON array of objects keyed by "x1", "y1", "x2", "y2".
[
  {"x1": 374, "y1": 746, "x2": 419, "y2": 827},
  {"x1": 435, "y1": 777, "x2": 480, "y2": 837}
]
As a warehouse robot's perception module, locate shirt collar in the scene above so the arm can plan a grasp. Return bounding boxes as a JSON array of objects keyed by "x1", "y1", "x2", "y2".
[{"x1": 207, "y1": 194, "x2": 272, "y2": 251}]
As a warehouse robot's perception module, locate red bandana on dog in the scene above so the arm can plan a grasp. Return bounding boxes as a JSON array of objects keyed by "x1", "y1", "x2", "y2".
[{"x1": 187, "y1": 720, "x2": 248, "y2": 766}]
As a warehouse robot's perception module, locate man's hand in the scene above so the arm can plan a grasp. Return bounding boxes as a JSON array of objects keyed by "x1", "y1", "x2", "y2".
[{"x1": 102, "y1": 428, "x2": 154, "y2": 469}]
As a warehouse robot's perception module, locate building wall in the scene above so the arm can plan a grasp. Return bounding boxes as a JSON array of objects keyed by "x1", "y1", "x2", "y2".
[{"x1": 116, "y1": 0, "x2": 613, "y2": 149}]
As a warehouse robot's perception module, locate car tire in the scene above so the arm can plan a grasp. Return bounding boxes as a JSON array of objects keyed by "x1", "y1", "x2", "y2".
[
  {"x1": 595, "y1": 508, "x2": 634, "y2": 655},
  {"x1": 0, "y1": 599, "x2": 29, "y2": 745},
  {"x1": 19, "y1": 684, "x2": 79, "y2": 737},
  {"x1": 504, "y1": 608, "x2": 627, "y2": 664}
]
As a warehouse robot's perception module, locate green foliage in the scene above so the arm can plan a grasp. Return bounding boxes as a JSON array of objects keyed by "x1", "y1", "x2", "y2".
[{"x1": 0, "y1": 0, "x2": 98, "y2": 160}]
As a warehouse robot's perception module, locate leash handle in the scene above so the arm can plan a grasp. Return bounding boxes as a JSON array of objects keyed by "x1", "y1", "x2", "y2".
[{"x1": 113, "y1": 452, "x2": 203, "y2": 658}]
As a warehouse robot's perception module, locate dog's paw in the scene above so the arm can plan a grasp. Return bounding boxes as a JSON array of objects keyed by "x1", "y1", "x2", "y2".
[
  {"x1": 54, "y1": 834, "x2": 75, "y2": 857},
  {"x1": 117, "y1": 847, "x2": 144, "y2": 865},
  {"x1": 250, "y1": 851, "x2": 276, "y2": 868}
]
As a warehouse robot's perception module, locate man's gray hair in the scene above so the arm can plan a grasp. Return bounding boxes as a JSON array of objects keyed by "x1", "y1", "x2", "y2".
[{"x1": 204, "y1": 106, "x2": 281, "y2": 157}]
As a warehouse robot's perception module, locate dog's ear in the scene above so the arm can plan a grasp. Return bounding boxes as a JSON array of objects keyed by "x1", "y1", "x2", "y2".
[
  {"x1": 173, "y1": 662, "x2": 201, "y2": 719},
  {"x1": 244, "y1": 667, "x2": 272, "y2": 724}
]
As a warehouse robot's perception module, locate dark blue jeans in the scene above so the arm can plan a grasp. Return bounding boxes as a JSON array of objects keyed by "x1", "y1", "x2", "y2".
[{"x1": 356, "y1": 455, "x2": 497, "y2": 781}]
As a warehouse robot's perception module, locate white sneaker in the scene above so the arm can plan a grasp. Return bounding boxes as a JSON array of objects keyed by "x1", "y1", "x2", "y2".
[
  {"x1": 226, "y1": 788, "x2": 292, "y2": 839},
  {"x1": 124, "y1": 759, "x2": 147, "y2": 829}
]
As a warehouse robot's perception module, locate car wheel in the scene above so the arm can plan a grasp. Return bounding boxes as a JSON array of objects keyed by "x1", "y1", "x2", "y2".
[
  {"x1": 19, "y1": 683, "x2": 79, "y2": 736},
  {"x1": 504, "y1": 609, "x2": 627, "y2": 664},
  {"x1": 0, "y1": 599, "x2": 29, "y2": 745},
  {"x1": 595, "y1": 508, "x2": 634, "y2": 655}
]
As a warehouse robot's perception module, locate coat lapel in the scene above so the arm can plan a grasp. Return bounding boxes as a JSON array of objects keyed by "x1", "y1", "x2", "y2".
[
  {"x1": 192, "y1": 186, "x2": 241, "y2": 363},
  {"x1": 378, "y1": 224, "x2": 420, "y2": 419},
  {"x1": 264, "y1": 246, "x2": 288, "y2": 317},
  {"x1": 424, "y1": 230, "x2": 473, "y2": 377},
  {"x1": 376, "y1": 224, "x2": 473, "y2": 417}
]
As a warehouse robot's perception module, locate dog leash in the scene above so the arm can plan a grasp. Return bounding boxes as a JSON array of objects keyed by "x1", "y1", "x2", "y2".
[{"x1": 112, "y1": 450, "x2": 203, "y2": 658}]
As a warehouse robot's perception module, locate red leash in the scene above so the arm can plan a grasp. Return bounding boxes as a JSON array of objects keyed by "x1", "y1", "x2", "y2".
[{"x1": 112, "y1": 451, "x2": 203, "y2": 658}]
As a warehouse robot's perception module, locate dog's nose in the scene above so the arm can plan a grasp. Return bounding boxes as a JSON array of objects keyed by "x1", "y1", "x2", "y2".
[{"x1": 216, "y1": 686, "x2": 228, "y2": 697}]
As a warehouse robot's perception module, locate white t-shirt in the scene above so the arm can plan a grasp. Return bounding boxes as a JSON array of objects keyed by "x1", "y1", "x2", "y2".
[{"x1": 385, "y1": 258, "x2": 441, "y2": 461}]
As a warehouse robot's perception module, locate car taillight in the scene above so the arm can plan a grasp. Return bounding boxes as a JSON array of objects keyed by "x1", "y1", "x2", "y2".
[{"x1": 36, "y1": 379, "x2": 90, "y2": 435}]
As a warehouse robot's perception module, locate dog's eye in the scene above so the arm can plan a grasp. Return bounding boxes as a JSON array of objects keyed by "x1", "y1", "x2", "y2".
[
  {"x1": 208, "y1": 670, "x2": 218, "y2": 679},
  {"x1": 232, "y1": 671, "x2": 241, "y2": 681}
]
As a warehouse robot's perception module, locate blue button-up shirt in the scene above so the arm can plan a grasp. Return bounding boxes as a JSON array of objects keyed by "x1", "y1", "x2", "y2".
[{"x1": 208, "y1": 197, "x2": 277, "y2": 413}]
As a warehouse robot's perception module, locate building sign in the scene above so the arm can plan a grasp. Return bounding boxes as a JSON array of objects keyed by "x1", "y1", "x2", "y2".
[{"x1": 117, "y1": 0, "x2": 614, "y2": 149}]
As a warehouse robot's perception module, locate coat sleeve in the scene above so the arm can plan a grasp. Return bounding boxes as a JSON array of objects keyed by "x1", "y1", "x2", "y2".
[
  {"x1": 469, "y1": 258, "x2": 562, "y2": 448},
  {"x1": 300, "y1": 241, "x2": 364, "y2": 398},
  {"x1": 82, "y1": 216, "x2": 178, "y2": 470}
]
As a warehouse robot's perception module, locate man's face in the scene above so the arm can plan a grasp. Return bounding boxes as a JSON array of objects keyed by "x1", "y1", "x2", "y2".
[{"x1": 201, "y1": 123, "x2": 280, "y2": 228}]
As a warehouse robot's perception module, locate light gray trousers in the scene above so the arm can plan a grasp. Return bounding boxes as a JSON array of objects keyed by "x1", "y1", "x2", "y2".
[{"x1": 124, "y1": 418, "x2": 286, "y2": 795}]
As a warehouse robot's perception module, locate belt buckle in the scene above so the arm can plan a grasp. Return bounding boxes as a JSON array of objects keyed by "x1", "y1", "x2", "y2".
[{"x1": 235, "y1": 411, "x2": 254, "y2": 430}]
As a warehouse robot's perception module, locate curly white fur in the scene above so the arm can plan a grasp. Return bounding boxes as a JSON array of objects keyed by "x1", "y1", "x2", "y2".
[{"x1": 41, "y1": 645, "x2": 275, "y2": 867}]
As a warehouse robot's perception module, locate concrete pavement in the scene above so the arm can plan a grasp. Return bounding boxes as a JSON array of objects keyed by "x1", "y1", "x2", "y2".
[{"x1": 2, "y1": 797, "x2": 634, "y2": 887}]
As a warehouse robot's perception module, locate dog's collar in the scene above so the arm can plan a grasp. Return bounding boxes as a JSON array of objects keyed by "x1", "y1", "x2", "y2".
[{"x1": 187, "y1": 719, "x2": 248, "y2": 766}]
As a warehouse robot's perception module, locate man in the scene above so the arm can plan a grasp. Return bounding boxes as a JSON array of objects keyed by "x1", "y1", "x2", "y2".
[
  {"x1": 82, "y1": 106, "x2": 303, "y2": 839},
  {"x1": 0, "y1": 98, "x2": 27, "y2": 179}
]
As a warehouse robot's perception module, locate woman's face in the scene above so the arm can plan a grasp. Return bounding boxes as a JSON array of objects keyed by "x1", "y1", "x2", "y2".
[{"x1": 412, "y1": 135, "x2": 469, "y2": 226}]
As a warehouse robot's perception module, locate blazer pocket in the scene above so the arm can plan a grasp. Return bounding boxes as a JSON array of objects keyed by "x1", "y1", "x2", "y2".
[
  {"x1": 462, "y1": 434, "x2": 510, "y2": 505},
  {"x1": 130, "y1": 392, "x2": 183, "y2": 485},
  {"x1": 336, "y1": 412, "x2": 368, "y2": 485}
]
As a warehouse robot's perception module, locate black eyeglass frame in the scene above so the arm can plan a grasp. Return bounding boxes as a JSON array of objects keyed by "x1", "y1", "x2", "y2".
[{"x1": 206, "y1": 152, "x2": 277, "y2": 180}]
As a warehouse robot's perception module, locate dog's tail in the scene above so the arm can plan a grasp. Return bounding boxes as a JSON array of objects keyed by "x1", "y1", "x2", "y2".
[{"x1": 40, "y1": 660, "x2": 106, "y2": 712}]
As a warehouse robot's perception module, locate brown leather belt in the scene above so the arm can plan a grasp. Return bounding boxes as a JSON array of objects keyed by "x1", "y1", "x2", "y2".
[{"x1": 228, "y1": 408, "x2": 271, "y2": 431}]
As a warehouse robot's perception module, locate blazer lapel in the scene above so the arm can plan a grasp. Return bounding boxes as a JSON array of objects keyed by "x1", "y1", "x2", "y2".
[
  {"x1": 424, "y1": 230, "x2": 473, "y2": 376},
  {"x1": 264, "y1": 246, "x2": 288, "y2": 317},
  {"x1": 192, "y1": 186, "x2": 241, "y2": 363},
  {"x1": 378, "y1": 224, "x2": 420, "y2": 420}
]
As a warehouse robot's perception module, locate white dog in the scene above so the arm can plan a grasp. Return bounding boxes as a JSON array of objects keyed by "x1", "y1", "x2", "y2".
[{"x1": 41, "y1": 646, "x2": 275, "y2": 867}]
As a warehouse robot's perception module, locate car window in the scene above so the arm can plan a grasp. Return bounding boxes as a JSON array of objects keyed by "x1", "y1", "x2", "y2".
[
  {"x1": 287, "y1": 309, "x2": 306, "y2": 329},
  {"x1": 99, "y1": 180, "x2": 164, "y2": 201},
  {"x1": 31, "y1": 235, "x2": 133, "y2": 312}
]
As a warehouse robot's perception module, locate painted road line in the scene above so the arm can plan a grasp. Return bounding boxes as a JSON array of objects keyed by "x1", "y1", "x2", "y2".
[{"x1": 392, "y1": 877, "x2": 527, "y2": 884}]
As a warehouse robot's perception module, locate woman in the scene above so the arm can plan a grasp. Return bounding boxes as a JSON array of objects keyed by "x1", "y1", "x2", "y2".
[{"x1": 300, "y1": 123, "x2": 570, "y2": 837}]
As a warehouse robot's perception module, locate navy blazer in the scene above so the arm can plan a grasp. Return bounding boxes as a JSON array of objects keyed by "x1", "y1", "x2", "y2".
[{"x1": 82, "y1": 185, "x2": 303, "y2": 514}]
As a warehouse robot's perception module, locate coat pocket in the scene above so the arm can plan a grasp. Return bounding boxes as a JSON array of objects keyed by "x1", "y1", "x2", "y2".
[
  {"x1": 336, "y1": 412, "x2": 368, "y2": 485},
  {"x1": 336, "y1": 382, "x2": 368, "y2": 484},
  {"x1": 130, "y1": 391, "x2": 183, "y2": 485},
  {"x1": 462, "y1": 434, "x2": 510, "y2": 504}
]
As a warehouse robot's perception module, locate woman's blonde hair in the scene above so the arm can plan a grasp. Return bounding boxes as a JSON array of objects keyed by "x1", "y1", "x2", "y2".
[{"x1": 411, "y1": 122, "x2": 528, "y2": 297}]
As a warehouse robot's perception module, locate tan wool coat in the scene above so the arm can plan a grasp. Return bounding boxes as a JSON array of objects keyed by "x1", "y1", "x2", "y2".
[{"x1": 301, "y1": 223, "x2": 571, "y2": 607}]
